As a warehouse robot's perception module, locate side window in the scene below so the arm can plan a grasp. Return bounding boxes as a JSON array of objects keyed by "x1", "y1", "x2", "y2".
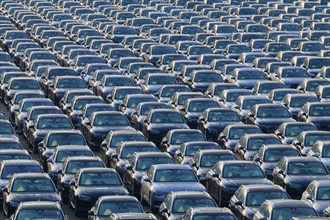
[
  {"x1": 236, "y1": 188, "x2": 244, "y2": 203},
  {"x1": 162, "y1": 194, "x2": 172, "y2": 209},
  {"x1": 259, "y1": 204, "x2": 270, "y2": 218}
]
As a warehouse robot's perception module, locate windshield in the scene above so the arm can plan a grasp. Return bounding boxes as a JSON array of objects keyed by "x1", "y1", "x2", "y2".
[
  {"x1": 285, "y1": 125, "x2": 317, "y2": 137},
  {"x1": 105, "y1": 78, "x2": 132, "y2": 87},
  {"x1": 305, "y1": 134, "x2": 330, "y2": 147},
  {"x1": 140, "y1": 104, "x2": 169, "y2": 116},
  {"x1": 16, "y1": 209, "x2": 64, "y2": 220},
  {"x1": 66, "y1": 161, "x2": 104, "y2": 174},
  {"x1": 0, "y1": 123, "x2": 15, "y2": 135},
  {"x1": 272, "y1": 207, "x2": 317, "y2": 219},
  {"x1": 242, "y1": 99, "x2": 271, "y2": 109},
  {"x1": 10, "y1": 80, "x2": 39, "y2": 90},
  {"x1": 79, "y1": 172, "x2": 121, "y2": 186},
  {"x1": 229, "y1": 128, "x2": 261, "y2": 139},
  {"x1": 173, "y1": 198, "x2": 216, "y2": 213},
  {"x1": 56, "y1": 78, "x2": 86, "y2": 89},
  {"x1": 171, "y1": 132, "x2": 205, "y2": 145},
  {"x1": 223, "y1": 164, "x2": 264, "y2": 178},
  {"x1": 150, "y1": 112, "x2": 184, "y2": 124},
  {"x1": 188, "y1": 101, "x2": 219, "y2": 112},
  {"x1": 264, "y1": 149, "x2": 300, "y2": 162},
  {"x1": 257, "y1": 107, "x2": 290, "y2": 118},
  {"x1": 97, "y1": 201, "x2": 143, "y2": 217},
  {"x1": 56, "y1": 150, "x2": 92, "y2": 162},
  {"x1": 246, "y1": 191, "x2": 289, "y2": 206},
  {"x1": 47, "y1": 134, "x2": 86, "y2": 148},
  {"x1": 247, "y1": 138, "x2": 280, "y2": 150},
  {"x1": 287, "y1": 161, "x2": 328, "y2": 175},
  {"x1": 309, "y1": 105, "x2": 330, "y2": 117},
  {"x1": 36, "y1": 117, "x2": 73, "y2": 129},
  {"x1": 317, "y1": 186, "x2": 330, "y2": 200},
  {"x1": 208, "y1": 111, "x2": 240, "y2": 122},
  {"x1": 154, "y1": 169, "x2": 197, "y2": 182},
  {"x1": 200, "y1": 154, "x2": 236, "y2": 167},
  {"x1": 136, "y1": 157, "x2": 173, "y2": 171},
  {"x1": 12, "y1": 178, "x2": 55, "y2": 192},
  {"x1": 93, "y1": 114, "x2": 129, "y2": 126},
  {"x1": 185, "y1": 144, "x2": 219, "y2": 156},
  {"x1": 0, "y1": 154, "x2": 30, "y2": 162},
  {"x1": 0, "y1": 142, "x2": 22, "y2": 150},
  {"x1": 193, "y1": 214, "x2": 236, "y2": 220},
  {"x1": 121, "y1": 146, "x2": 158, "y2": 159},
  {"x1": 2, "y1": 165, "x2": 42, "y2": 179}
]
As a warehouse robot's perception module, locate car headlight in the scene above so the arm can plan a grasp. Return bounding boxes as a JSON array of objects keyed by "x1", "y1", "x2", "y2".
[{"x1": 78, "y1": 195, "x2": 91, "y2": 201}]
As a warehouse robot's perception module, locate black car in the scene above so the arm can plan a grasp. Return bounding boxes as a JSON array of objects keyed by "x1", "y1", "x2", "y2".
[
  {"x1": 254, "y1": 144, "x2": 301, "y2": 180},
  {"x1": 3, "y1": 173, "x2": 61, "y2": 216},
  {"x1": 246, "y1": 104, "x2": 296, "y2": 133},
  {"x1": 159, "y1": 191, "x2": 217, "y2": 220},
  {"x1": 131, "y1": 102, "x2": 171, "y2": 131},
  {"x1": 159, "y1": 129, "x2": 206, "y2": 156},
  {"x1": 206, "y1": 161, "x2": 272, "y2": 206},
  {"x1": 9, "y1": 201, "x2": 65, "y2": 220},
  {"x1": 174, "y1": 141, "x2": 221, "y2": 165},
  {"x1": 253, "y1": 199, "x2": 318, "y2": 220},
  {"x1": 229, "y1": 184, "x2": 290, "y2": 220},
  {"x1": 88, "y1": 195, "x2": 144, "y2": 220},
  {"x1": 0, "y1": 149, "x2": 31, "y2": 162},
  {"x1": 292, "y1": 131, "x2": 330, "y2": 156},
  {"x1": 123, "y1": 152, "x2": 174, "y2": 197},
  {"x1": 274, "y1": 122, "x2": 318, "y2": 145},
  {"x1": 37, "y1": 130, "x2": 88, "y2": 171},
  {"x1": 109, "y1": 141, "x2": 159, "y2": 176},
  {"x1": 190, "y1": 149, "x2": 237, "y2": 185},
  {"x1": 217, "y1": 125, "x2": 262, "y2": 151},
  {"x1": 273, "y1": 156, "x2": 330, "y2": 199},
  {"x1": 197, "y1": 108, "x2": 242, "y2": 141},
  {"x1": 183, "y1": 207, "x2": 237, "y2": 220},
  {"x1": 301, "y1": 180, "x2": 330, "y2": 216},
  {"x1": 48, "y1": 76, "x2": 87, "y2": 105},
  {"x1": 57, "y1": 156, "x2": 105, "y2": 202},
  {"x1": 142, "y1": 109, "x2": 190, "y2": 146},
  {"x1": 27, "y1": 114, "x2": 74, "y2": 153},
  {"x1": 282, "y1": 94, "x2": 320, "y2": 120},
  {"x1": 181, "y1": 98, "x2": 221, "y2": 129},
  {"x1": 0, "y1": 160, "x2": 43, "y2": 203},
  {"x1": 234, "y1": 134, "x2": 281, "y2": 161},
  {"x1": 69, "y1": 168, "x2": 129, "y2": 216},
  {"x1": 298, "y1": 102, "x2": 330, "y2": 131},
  {"x1": 83, "y1": 111, "x2": 134, "y2": 148}
]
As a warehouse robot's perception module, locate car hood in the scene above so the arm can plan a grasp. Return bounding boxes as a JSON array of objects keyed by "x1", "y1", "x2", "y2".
[
  {"x1": 78, "y1": 186, "x2": 129, "y2": 198},
  {"x1": 222, "y1": 178, "x2": 272, "y2": 187},
  {"x1": 256, "y1": 118, "x2": 296, "y2": 125},
  {"x1": 9, "y1": 192, "x2": 61, "y2": 203},
  {"x1": 153, "y1": 182, "x2": 205, "y2": 193},
  {"x1": 93, "y1": 126, "x2": 134, "y2": 134}
]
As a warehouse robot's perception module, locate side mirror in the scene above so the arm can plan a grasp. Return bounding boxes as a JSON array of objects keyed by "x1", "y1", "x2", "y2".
[
  {"x1": 85, "y1": 121, "x2": 91, "y2": 126},
  {"x1": 306, "y1": 195, "x2": 314, "y2": 201},
  {"x1": 89, "y1": 142, "x2": 95, "y2": 148},
  {"x1": 126, "y1": 165, "x2": 133, "y2": 170},
  {"x1": 3, "y1": 187, "x2": 8, "y2": 193},
  {"x1": 143, "y1": 177, "x2": 151, "y2": 183},
  {"x1": 235, "y1": 201, "x2": 243, "y2": 206},
  {"x1": 212, "y1": 173, "x2": 219, "y2": 178},
  {"x1": 38, "y1": 142, "x2": 45, "y2": 149},
  {"x1": 160, "y1": 207, "x2": 169, "y2": 214},
  {"x1": 88, "y1": 210, "x2": 95, "y2": 216},
  {"x1": 28, "y1": 124, "x2": 34, "y2": 129},
  {"x1": 312, "y1": 153, "x2": 320, "y2": 158},
  {"x1": 57, "y1": 169, "x2": 62, "y2": 174},
  {"x1": 111, "y1": 154, "x2": 118, "y2": 159},
  {"x1": 69, "y1": 180, "x2": 75, "y2": 186}
]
